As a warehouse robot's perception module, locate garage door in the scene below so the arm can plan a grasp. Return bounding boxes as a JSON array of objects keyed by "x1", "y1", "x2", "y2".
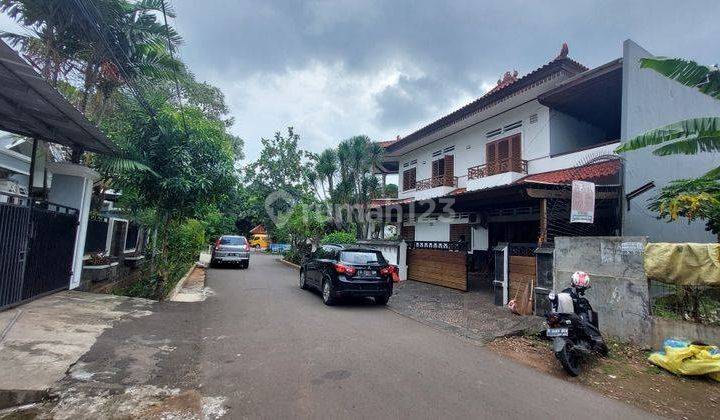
[{"x1": 407, "y1": 248, "x2": 467, "y2": 291}]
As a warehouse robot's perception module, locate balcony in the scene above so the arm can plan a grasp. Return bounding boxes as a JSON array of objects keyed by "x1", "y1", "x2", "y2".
[
  {"x1": 466, "y1": 158, "x2": 528, "y2": 192},
  {"x1": 467, "y1": 158, "x2": 528, "y2": 180},
  {"x1": 416, "y1": 175, "x2": 458, "y2": 191}
]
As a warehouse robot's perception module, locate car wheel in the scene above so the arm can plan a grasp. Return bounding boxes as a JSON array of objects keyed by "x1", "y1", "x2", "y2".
[
  {"x1": 375, "y1": 295, "x2": 389, "y2": 305},
  {"x1": 299, "y1": 270, "x2": 308, "y2": 290},
  {"x1": 244, "y1": 261, "x2": 250, "y2": 269},
  {"x1": 322, "y1": 277, "x2": 337, "y2": 306}
]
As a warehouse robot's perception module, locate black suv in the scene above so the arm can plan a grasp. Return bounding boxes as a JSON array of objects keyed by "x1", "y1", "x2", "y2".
[{"x1": 299, "y1": 245, "x2": 396, "y2": 306}]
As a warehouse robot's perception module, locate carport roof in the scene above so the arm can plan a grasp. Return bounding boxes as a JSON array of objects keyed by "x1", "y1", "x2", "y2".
[{"x1": 0, "y1": 40, "x2": 119, "y2": 155}]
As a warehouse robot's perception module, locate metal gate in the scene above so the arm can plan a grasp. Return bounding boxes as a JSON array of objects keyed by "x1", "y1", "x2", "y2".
[
  {"x1": 0, "y1": 193, "x2": 30, "y2": 308},
  {"x1": 0, "y1": 193, "x2": 78, "y2": 309}
]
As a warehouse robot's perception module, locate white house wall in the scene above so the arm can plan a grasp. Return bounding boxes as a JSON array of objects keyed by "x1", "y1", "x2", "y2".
[
  {"x1": 399, "y1": 100, "x2": 551, "y2": 199},
  {"x1": 621, "y1": 39, "x2": 720, "y2": 243}
]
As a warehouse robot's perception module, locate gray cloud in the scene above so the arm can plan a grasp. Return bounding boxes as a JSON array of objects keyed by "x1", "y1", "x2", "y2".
[{"x1": 172, "y1": 1, "x2": 720, "y2": 159}]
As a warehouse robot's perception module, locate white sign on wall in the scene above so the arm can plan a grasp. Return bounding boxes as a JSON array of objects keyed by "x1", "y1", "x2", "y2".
[{"x1": 570, "y1": 180, "x2": 595, "y2": 223}]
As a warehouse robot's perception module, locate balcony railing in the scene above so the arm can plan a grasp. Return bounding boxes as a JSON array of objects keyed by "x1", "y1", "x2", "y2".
[
  {"x1": 415, "y1": 175, "x2": 458, "y2": 191},
  {"x1": 467, "y1": 158, "x2": 528, "y2": 180}
]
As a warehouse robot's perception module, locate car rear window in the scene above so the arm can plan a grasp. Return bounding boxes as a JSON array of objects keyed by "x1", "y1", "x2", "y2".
[
  {"x1": 340, "y1": 251, "x2": 384, "y2": 265},
  {"x1": 220, "y1": 236, "x2": 246, "y2": 245}
]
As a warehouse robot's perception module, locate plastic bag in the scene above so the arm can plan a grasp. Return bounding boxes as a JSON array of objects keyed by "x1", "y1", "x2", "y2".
[{"x1": 648, "y1": 338, "x2": 720, "y2": 382}]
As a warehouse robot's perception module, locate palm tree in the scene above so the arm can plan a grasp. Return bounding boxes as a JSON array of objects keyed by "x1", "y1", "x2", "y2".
[{"x1": 615, "y1": 57, "x2": 720, "y2": 178}]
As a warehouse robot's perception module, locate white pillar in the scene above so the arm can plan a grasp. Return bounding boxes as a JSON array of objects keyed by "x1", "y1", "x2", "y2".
[
  {"x1": 398, "y1": 240, "x2": 408, "y2": 281},
  {"x1": 47, "y1": 163, "x2": 99, "y2": 289}
]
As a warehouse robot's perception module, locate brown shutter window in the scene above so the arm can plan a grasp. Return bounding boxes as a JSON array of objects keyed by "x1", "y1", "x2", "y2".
[
  {"x1": 486, "y1": 142, "x2": 497, "y2": 175},
  {"x1": 403, "y1": 168, "x2": 416, "y2": 190},
  {"x1": 510, "y1": 134, "x2": 522, "y2": 172},
  {"x1": 444, "y1": 154, "x2": 454, "y2": 186}
]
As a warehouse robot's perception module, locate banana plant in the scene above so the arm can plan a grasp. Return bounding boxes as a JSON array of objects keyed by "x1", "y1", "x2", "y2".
[{"x1": 616, "y1": 57, "x2": 720, "y2": 178}]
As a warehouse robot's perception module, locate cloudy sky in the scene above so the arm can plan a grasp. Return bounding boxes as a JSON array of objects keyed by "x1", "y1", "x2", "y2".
[{"x1": 2, "y1": 1, "x2": 719, "y2": 162}]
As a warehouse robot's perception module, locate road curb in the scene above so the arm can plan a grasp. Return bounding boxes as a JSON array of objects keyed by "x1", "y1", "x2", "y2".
[
  {"x1": 166, "y1": 264, "x2": 197, "y2": 301},
  {"x1": 278, "y1": 258, "x2": 300, "y2": 270}
]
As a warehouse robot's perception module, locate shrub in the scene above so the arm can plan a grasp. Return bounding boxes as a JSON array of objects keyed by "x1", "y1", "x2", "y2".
[
  {"x1": 283, "y1": 248, "x2": 305, "y2": 265},
  {"x1": 321, "y1": 231, "x2": 356, "y2": 245}
]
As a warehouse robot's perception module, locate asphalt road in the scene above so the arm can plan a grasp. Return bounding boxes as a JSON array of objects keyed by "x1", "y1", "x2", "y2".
[{"x1": 198, "y1": 252, "x2": 652, "y2": 419}]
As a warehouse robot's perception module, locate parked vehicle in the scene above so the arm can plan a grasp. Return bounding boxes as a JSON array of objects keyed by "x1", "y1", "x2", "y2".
[
  {"x1": 249, "y1": 233, "x2": 270, "y2": 249},
  {"x1": 545, "y1": 271, "x2": 608, "y2": 376},
  {"x1": 211, "y1": 235, "x2": 250, "y2": 268},
  {"x1": 299, "y1": 245, "x2": 397, "y2": 306}
]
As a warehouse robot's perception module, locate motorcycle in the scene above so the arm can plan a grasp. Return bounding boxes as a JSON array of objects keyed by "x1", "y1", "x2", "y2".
[{"x1": 545, "y1": 271, "x2": 608, "y2": 376}]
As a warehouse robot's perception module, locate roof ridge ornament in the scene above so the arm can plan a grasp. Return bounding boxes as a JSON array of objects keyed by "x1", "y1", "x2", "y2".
[{"x1": 555, "y1": 42, "x2": 569, "y2": 60}]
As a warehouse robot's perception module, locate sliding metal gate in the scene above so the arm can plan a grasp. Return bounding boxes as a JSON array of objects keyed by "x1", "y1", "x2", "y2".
[{"x1": 0, "y1": 192, "x2": 78, "y2": 309}]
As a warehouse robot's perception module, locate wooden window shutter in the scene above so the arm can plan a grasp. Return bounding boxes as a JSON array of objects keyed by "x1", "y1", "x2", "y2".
[
  {"x1": 431, "y1": 159, "x2": 440, "y2": 179},
  {"x1": 444, "y1": 155, "x2": 454, "y2": 185},
  {"x1": 510, "y1": 134, "x2": 522, "y2": 172},
  {"x1": 486, "y1": 142, "x2": 497, "y2": 175}
]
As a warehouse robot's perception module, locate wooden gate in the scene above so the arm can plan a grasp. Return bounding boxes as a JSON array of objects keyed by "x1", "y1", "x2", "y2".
[
  {"x1": 507, "y1": 245, "x2": 537, "y2": 315},
  {"x1": 407, "y1": 241, "x2": 467, "y2": 291}
]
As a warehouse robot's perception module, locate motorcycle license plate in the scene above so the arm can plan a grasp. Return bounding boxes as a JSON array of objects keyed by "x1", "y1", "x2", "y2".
[{"x1": 546, "y1": 328, "x2": 569, "y2": 337}]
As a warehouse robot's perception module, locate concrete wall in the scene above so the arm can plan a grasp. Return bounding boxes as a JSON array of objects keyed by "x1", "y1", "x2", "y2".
[
  {"x1": 549, "y1": 109, "x2": 606, "y2": 155},
  {"x1": 554, "y1": 236, "x2": 651, "y2": 344},
  {"x1": 651, "y1": 316, "x2": 720, "y2": 348},
  {"x1": 621, "y1": 39, "x2": 720, "y2": 242}
]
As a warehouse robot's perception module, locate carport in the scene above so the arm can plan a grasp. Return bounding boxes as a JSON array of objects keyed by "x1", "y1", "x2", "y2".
[{"x1": 0, "y1": 40, "x2": 118, "y2": 309}]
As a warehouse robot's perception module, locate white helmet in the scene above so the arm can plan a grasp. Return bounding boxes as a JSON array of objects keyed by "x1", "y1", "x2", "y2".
[{"x1": 571, "y1": 271, "x2": 591, "y2": 288}]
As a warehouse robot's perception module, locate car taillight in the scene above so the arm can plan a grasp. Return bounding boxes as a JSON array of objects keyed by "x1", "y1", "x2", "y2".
[
  {"x1": 214, "y1": 239, "x2": 221, "y2": 250},
  {"x1": 244, "y1": 244, "x2": 250, "y2": 251},
  {"x1": 380, "y1": 265, "x2": 396, "y2": 276},
  {"x1": 334, "y1": 263, "x2": 356, "y2": 277}
]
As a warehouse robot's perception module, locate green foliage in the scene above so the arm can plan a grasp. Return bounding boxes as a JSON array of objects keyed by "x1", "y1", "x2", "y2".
[
  {"x1": 199, "y1": 204, "x2": 237, "y2": 243},
  {"x1": 639, "y1": 57, "x2": 720, "y2": 100},
  {"x1": 321, "y1": 231, "x2": 356, "y2": 245},
  {"x1": 615, "y1": 117, "x2": 720, "y2": 157},
  {"x1": 384, "y1": 183, "x2": 398, "y2": 198},
  {"x1": 280, "y1": 203, "x2": 327, "y2": 247},
  {"x1": 649, "y1": 176, "x2": 720, "y2": 239},
  {"x1": 282, "y1": 248, "x2": 304, "y2": 265}
]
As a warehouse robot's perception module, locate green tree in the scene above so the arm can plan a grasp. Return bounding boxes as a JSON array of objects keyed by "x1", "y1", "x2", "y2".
[
  {"x1": 103, "y1": 94, "x2": 237, "y2": 296},
  {"x1": 384, "y1": 183, "x2": 398, "y2": 198},
  {"x1": 244, "y1": 127, "x2": 313, "y2": 236}
]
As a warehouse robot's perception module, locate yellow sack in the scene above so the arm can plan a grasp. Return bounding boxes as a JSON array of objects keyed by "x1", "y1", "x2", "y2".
[
  {"x1": 649, "y1": 339, "x2": 720, "y2": 381},
  {"x1": 644, "y1": 243, "x2": 720, "y2": 286}
]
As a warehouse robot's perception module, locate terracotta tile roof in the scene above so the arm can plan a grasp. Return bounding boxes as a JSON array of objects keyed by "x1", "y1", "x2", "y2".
[
  {"x1": 377, "y1": 139, "x2": 398, "y2": 148},
  {"x1": 369, "y1": 197, "x2": 415, "y2": 208},
  {"x1": 521, "y1": 159, "x2": 621, "y2": 185},
  {"x1": 250, "y1": 224, "x2": 267, "y2": 235},
  {"x1": 448, "y1": 188, "x2": 467, "y2": 196}
]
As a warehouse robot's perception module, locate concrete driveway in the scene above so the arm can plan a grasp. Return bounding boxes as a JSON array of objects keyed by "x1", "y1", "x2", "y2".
[{"x1": 19, "y1": 252, "x2": 654, "y2": 419}]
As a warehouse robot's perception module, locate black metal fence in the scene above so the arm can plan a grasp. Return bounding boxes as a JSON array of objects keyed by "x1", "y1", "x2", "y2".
[
  {"x1": 0, "y1": 193, "x2": 30, "y2": 308},
  {"x1": 22, "y1": 203, "x2": 78, "y2": 300},
  {"x1": 0, "y1": 191, "x2": 78, "y2": 309},
  {"x1": 85, "y1": 218, "x2": 109, "y2": 254}
]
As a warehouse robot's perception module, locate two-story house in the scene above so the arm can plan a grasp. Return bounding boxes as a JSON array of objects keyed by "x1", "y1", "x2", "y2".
[{"x1": 373, "y1": 39, "x2": 720, "y2": 293}]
